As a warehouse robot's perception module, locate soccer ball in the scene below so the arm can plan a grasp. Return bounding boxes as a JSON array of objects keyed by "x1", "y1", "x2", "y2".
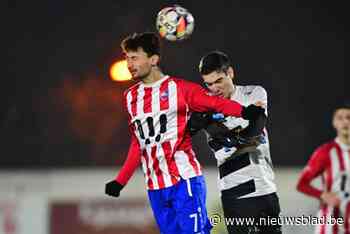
[{"x1": 156, "y1": 5, "x2": 195, "y2": 41}]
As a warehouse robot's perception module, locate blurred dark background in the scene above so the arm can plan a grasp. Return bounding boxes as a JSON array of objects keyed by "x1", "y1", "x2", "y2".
[{"x1": 1, "y1": 0, "x2": 348, "y2": 168}]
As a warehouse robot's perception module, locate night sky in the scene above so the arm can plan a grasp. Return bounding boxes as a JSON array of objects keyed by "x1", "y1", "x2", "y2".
[{"x1": 2, "y1": 0, "x2": 348, "y2": 168}]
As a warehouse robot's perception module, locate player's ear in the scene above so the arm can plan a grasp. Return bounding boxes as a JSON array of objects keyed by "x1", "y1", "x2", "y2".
[
  {"x1": 332, "y1": 113, "x2": 337, "y2": 130},
  {"x1": 150, "y1": 54, "x2": 160, "y2": 66},
  {"x1": 227, "y1": 66, "x2": 235, "y2": 80}
]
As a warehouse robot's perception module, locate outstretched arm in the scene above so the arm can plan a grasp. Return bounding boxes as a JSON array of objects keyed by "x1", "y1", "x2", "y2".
[
  {"x1": 182, "y1": 80, "x2": 243, "y2": 117},
  {"x1": 182, "y1": 80, "x2": 264, "y2": 120}
]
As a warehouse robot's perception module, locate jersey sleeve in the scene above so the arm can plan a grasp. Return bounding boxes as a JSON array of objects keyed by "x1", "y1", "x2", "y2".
[
  {"x1": 296, "y1": 145, "x2": 329, "y2": 199},
  {"x1": 115, "y1": 92, "x2": 142, "y2": 186},
  {"x1": 181, "y1": 79, "x2": 243, "y2": 117}
]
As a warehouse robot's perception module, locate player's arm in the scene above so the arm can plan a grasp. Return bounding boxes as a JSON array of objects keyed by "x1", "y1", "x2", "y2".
[
  {"x1": 182, "y1": 80, "x2": 264, "y2": 120},
  {"x1": 187, "y1": 84, "x2": 267, "y2": 139},
  {"x1": 296, "y1": 146, "x2": 329, "y2": 199},
  {"x1": 105, "y1": 124, "x2": 141, "y2": 198},
  {"x1": 105, "y1": 94, "x2": 142, "y2": 198}
]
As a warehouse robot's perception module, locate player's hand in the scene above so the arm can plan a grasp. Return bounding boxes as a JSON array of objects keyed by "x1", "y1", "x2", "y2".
[
  {"x1": 254, "y1": 101, "x2": 266, "y2": 108},
  {"x1": 241, "y1": 104, "x2": 265, "y2": 120},
  {"x1": 188, "y1": 112, "x2": 213, "y2": 135},
  {"x1": 105, "y1": 180, "x2": 124, "y2": 198},
  {"x1": 188, "y1": 112, "x2": 226, "y2": 136},
  {"x1": 321, "y1": 192, "x2": 341, "y2": 207}
]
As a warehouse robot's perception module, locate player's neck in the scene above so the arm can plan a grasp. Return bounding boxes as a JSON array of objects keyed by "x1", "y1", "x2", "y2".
[
  {"x1": 337, "y1": 135, "x2": 350, "y2": 146},
  {"x1": 142, "y1": 68, "x2": 164, "y2": 84},
  {"x1": 229, "y1": 84, "x2": 236, "y2": 99}
]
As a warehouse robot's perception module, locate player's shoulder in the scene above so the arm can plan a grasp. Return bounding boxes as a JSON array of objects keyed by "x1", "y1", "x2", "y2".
[
  {"x1": 237, "y1": 85, "x2": 267, "y2": 97},
  {"x1": 168, "y1": 76, "x2": 203, "y2": 90},
  {"x1": 167, "y1": 75, "x2": 182, "y2": 84},
  {"x1": 237, "y1": 85, "x2": 266, "y2": 95},
  {"x1": 168, "y1": 76, "x2": 193, "y2": 84},
  {"x1": 123, "y1": 81, "x2": 142, "y2": 97},
  {"x1": 313, "y1": 140, "x2": 336, "y2": 156}
]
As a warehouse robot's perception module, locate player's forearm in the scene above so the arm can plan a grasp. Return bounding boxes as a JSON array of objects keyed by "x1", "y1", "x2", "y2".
[
  {"x1": 115, "y1": 138, "x2": 141, "y2": 185},
  {"x1": 106, "y1": 140, "x2": 141, "y2": 198},
  {"x1": 206, "y1": 96, "x2": 243, "y2": 117},
  {"x1": 190, "y1": 89, "x2": 243, "y2": 117},
  {"x1": 296, "y1": 175, "x2": 323, "y2": 199},
  {"x1": 115, "y1": 160, "x2": 140, "y2": 185},
  {"x1": 185, "y1": 81, "x2": 267, "y2": 120}
]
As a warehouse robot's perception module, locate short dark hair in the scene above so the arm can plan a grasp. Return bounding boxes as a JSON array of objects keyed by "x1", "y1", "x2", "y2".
[
  {"x1": 199, "y1": 50, "x2": 232, "y2": 75},
  {"x1": 334, "y1": 102, "x2": 350, "y2": 114},
  {"x1": 121, "y1": 32, "x2": 161, "y2": 57}
]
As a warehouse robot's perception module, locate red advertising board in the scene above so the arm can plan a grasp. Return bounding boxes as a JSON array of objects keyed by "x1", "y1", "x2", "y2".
[{"x1": 50, "y1": 199, "x2": 158, "y2": 234}]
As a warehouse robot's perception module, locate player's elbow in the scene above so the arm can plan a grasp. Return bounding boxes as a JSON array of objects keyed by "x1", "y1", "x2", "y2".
[
  {"x1": 296, "y1": 180, "x2": 303, "y2": 193},
  {"x1": 296, "y1": 176, "x2": 307, "y2": 193}
]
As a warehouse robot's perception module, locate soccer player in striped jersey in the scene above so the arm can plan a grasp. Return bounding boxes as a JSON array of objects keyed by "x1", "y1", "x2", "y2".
[
  {"x1": 190, "y1": 51, "x2": 282, "y2": 234},
  {"x1": 104, "y1": 32, "x2": 265, "y2": 234},
  {"x1": 297, "y1": 105, "x2": 350, "y2": 234}
]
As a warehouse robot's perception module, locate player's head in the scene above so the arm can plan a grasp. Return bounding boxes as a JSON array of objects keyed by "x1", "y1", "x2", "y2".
[
  {"x1": 199, "y1": 51, "x2": 235, "y2": 99},
  {"x1": 332, "y1": 103, "x2": 350, "y2": 138},
  {"x1": 121, "y1": 32, "x2": 161, "y2": 80}
]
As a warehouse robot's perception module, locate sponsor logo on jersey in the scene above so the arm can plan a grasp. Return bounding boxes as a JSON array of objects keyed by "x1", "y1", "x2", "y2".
[{"x1": 160, "y1": 91, "x2": 169, "y2": 100}]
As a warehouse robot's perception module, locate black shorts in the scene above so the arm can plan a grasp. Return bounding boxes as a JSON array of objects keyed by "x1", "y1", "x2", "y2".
[{"x1": 221, "y1": 192, "x2": 282, "y2": 234}]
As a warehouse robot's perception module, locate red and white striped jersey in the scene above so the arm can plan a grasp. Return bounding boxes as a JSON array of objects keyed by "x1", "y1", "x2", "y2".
[
  {"x1": 115, "y1": 75, "x2": 244, "y2": 190},
  {"x1": 297, "y1": 138, "x2": 350, "y2": 234}
]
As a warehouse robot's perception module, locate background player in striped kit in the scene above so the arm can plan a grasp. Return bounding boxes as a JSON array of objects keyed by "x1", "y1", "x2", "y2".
[
  {"x1": 189, "y1": 51, "x2": 282, "y2": 234},
  {"x1": 104, "y1": 32, "x2": 265, "y2": 234},
  {"x1": 297, "y1": 104, "x2": 350, "y2": 234}
]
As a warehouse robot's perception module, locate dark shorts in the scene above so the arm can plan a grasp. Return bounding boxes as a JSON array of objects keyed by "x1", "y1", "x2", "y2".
[{"x1": 221, "y1": 192, "x2": 282, "y2": 234}]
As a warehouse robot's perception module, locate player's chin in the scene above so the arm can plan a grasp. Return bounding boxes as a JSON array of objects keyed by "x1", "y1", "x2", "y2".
[
  {"x1": 129, "y1": 70, "x2": 138, "y2": 78},
  {"x1": 339, "y1": 128, "x2": 350, "y2": 135},
  {"x1": 218, "y1": 93, "x2": 229, "y2": 99},
  {"x1": 212, "y1": 93, "x2": 224, "y2": 98},
  {"x1": 131, "y1": 73, "x2": 141, "y2": 80}
]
